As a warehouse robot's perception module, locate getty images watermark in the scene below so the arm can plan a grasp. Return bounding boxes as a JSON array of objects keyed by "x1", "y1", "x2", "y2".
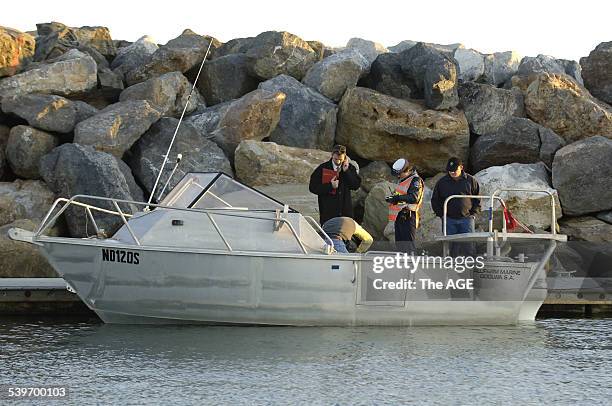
[{"x1": 368, "y1": 253, "x2": 486, "y2": 293}]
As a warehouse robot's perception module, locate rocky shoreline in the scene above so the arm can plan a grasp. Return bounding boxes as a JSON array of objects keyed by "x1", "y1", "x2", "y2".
[{"x1": 1, "y1": 23, "x2": 611, "y2": 277}]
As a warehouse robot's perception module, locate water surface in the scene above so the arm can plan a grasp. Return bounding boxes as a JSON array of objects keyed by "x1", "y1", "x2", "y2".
[{"x1": 1, "y1": 318, "x2": 610, "y2": 405}]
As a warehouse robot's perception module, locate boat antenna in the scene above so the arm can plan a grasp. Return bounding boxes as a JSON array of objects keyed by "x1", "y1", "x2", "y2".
[
  {"x1": 145, "y1": 39, "x2": 213, "y2": 210},
  {"x1": 156, "y1": 153, "x2": 182, "y2": 202}
]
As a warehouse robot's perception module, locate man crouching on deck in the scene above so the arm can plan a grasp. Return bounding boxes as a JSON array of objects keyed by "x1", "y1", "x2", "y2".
[{"x1": 322, "y1": 217, "x2": 373, "y2": 254}]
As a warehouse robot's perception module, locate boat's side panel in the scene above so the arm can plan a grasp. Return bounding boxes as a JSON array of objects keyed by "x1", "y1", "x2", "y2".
[
  {"x1": 42, "y1": 241, "x2": 359, "y2": 325},
  {"x1": 40, "y1": 241, "x2": 534, "y2": 326}
]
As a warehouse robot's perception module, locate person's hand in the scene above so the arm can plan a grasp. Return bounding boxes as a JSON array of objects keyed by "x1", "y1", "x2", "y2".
[
  {"x1": 342, "y1": 156, "x2": 350, "y2": 172},
  {"x1": 331, "y1": 178, "x2": 339, "y2": 189}
]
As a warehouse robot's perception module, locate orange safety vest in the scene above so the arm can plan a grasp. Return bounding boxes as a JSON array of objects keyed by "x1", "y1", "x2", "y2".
[{"x1": 388, "y1": 174, "x2": 424, "y2": 227}]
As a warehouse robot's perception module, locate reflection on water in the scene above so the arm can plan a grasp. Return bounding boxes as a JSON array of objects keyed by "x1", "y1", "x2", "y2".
[{"x1": 0, "y1": 319, "x2": 611, "y2": 404}]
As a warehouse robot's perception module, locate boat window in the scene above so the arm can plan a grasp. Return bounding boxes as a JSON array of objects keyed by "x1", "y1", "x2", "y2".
[
  {"x1": 159, "y1": 173, "x2": 287, "y2": 211},
  {"x1": 192, "y1": 174, "x2": 285, "y2": 211},
  {"x1": 160, "y1": 173, "x2": 218, "y2": 208}
]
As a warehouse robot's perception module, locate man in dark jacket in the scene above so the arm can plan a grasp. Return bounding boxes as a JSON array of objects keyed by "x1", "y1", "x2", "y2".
[
  {"x1": 309, "y1": 145, "x2": 361, "y2": 225},
  {"x1": 431, "y1": 157, "x2": 481, "y2": 236}
]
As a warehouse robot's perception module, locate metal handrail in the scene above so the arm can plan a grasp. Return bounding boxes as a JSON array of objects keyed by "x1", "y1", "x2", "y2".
[
  {"x1": 442, "y1": 195, "x2": 506, "y2": 236},
  {"x1": 490, "y1": 188, "x2": 558, "y2": 235},
  {"x1": 303, "y1": 216, "x2": 334, "y2": 254},
  {"x1": 112, "y1": 200, "x2": 140, "y2": 245},
  {"x1": 35, "y1": 194, "x2": 311, "y2": 254}
]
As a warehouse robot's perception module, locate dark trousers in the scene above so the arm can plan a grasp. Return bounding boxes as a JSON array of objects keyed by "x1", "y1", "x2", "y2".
[{"x1": 395, "y1": 211, "x2": 417, "y2": 254}]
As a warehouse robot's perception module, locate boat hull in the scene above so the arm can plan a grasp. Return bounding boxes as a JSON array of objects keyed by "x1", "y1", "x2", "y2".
[{"x1": 39, "y1": 238, "x2": 541, "y2": 326}]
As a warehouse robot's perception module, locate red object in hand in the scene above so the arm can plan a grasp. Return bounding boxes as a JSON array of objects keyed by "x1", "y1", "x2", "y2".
[{"x1": 322, "y1": 168, "x2": 340, "y2": 195}]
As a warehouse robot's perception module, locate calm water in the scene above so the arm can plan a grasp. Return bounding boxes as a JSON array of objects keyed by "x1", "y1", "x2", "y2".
[{"x1": 0, "y1": 318, "x2": 611, "y2": 405}]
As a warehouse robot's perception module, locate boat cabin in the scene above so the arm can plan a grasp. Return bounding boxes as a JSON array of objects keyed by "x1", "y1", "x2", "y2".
[{"x1": 112, "y1": 173, "x2": 331, "y2": 254}]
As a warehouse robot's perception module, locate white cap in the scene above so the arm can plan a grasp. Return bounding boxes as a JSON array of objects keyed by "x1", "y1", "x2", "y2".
[{"x1": 392, "y1": 158, "x2": 407, "y2": 173}]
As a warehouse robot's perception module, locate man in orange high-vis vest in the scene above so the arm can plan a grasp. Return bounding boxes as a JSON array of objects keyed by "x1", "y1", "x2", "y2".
[{"x1": 385, "y1": 158, "x2": 424, "y2": 253}]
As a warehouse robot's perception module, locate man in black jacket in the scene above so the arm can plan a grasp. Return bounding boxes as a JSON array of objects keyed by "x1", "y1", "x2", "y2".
[
  {"x1": 309, "y1": 145, "x2": 361, "y2": 225},
  {"x1": 431, "y1": 157, "x2": 481, "y2": 236}
]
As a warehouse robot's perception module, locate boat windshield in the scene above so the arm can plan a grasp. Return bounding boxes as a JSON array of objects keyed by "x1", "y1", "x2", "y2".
[{"x1": 159, "y1": 172, "x2": 288, "y2": 211}]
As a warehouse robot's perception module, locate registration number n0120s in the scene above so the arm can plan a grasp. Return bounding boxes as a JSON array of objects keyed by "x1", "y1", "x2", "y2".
[{"x1": 102, "y1": 248, "x2": 140, "y2": 265}]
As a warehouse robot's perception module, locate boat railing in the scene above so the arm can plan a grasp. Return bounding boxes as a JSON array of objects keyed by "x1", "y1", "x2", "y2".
[
  {"x1": 443, "y1": 188, "x2": 559, "y2": 236},
  {"x1": 441, "y1": 190, "x2": 564, "y2": 257},
  {"x1": 490, "y1": 188, "x2": 558, "y2": 235},
  {"x1": 442, "y1": 195, "x2": 506, "y2": 236},
  {"x1": 35, "y1": 194, "x2": 318, "y2": 255},
  {"x1": 303, "y1": 216, "x2": 334, "y2": 255}
]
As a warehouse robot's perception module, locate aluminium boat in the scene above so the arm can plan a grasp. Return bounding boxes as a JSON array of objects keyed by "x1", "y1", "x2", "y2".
[{"x1": 9, "y1": 172, "x2": 566, "y2": 326}]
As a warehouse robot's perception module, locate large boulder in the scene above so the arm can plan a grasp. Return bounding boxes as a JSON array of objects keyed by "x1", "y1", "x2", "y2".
[
  {"x1": 0, "y1": 219, "x2": 57, "y2": 277},
  {"x1": 359, "y1": 161, "x2": 394, "y2": 193},
  {"x1": 559, "y1": 217, "x2": 612, "y2": 243},
  {"x1": 358, "y1": 52, "x2": 412, "y2": 100},
  {"x1": 185, "y1": 101, "x2": 230, "y2": 138},
  {"x1": 345, "y1": 38, "x2": 388, "y2": 64},
  {"x1": 6, "y1": 126, "x2": 59, "y2": 179},
  {"x1": 119, "y1": 71, "x2": 203, "y2": 117},
  {"x1": 475, "y1": 162, "x2": 562, "y2": 230},
  {"x1": 482, "y1": 51, "x2": 521, "y2": 86},
  {"x1": 458, "y1": 81, "x2": 524, "y2": 136},
  {"x1": 336, "y1": 87, "x2": 469, "y2": 176},
  {"x1": 399, "y1": 42, "x2": 459, "y2": 110},
  {"x1": 186, "y1": 89, "x2": 285, "y2": 159},
  {"x1": 234, "y1": 140, "x2": 329, "y2": 186},
  {"x1": 552, "y1": 136, "x2": 612, "y2": 216},
  {"x1": 352, "y1": 161, "x2": 395, "y2": 213},
  {"x1": 245, "y1": 31, "x2": 318, "y2": 80},
  {"x1": 110, "y1": 35, "x2": 158, "y2": 78},
  {"x1": 580, "y1": 41, "x2": 612, "y2": 105},
  {"x1": 214, "y1": 37, "x2": 255, "y2": 57},
  {"x1": 258, "y1": 74, "x2": 337, "y2": 150},
  {"x1": 524, "y1": 73, "x2": 612, "y2": 143},
  {"x1": 518, "y1": 54, "x2": 565, "y2": 76},
  {"x1": 129, "y1": 118, "x2": 232, "y2": 199},
  {"x1": 34, "y1": 22, "x2": 116, "y2": 61},
  {"x1": 558, "y1": 59, "x2": 583, "y2": 85},
  {"x1": 470, "y1": 117, "x2": 565, "y2": 172},
  {"x1": 0, "y1": 49, "x2": 97, "y2": 100},
  {"x1": 196, "y1": 53, "x2": 259, "y2": 105},
  {"x1": 389, "y1": 40, "x2": 463, "y2": 56},
  {"x1": 517, "y1": 54, "x2": 582, "y2": 81},
  {"x1": 301, "y1": 48, "x2": 370, "y2": 102},
  {"x1": 39, "y1": 143, "x2": 143, "y2": 237},
  {"x1": 0, "y1": 180, "x2": 55, "y2": 226},
  {"x1": 74, "y1": 100, "x2": 161, "y2": 157},
  {"x1": 125, "y1": 29, "x2": 220, "y2": 85},
  {"x1": 454, "y1": 48, "x2": 485, "y2": 82},
  {"x1": 388, "y1": 40, "x2": 417, "y2": 53},
  {"x1": 362, "y1": 181, "x2": 395, "y2": 240},
  {"x1": 1, "y1": 94, "x2": 97, "y2": 133},
  {"x1": 0, "y1": 27, "x2": 35, "y2": 77},
  {"x1": 513, "y1": 56, "x2": 584, "y2": 87}
]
